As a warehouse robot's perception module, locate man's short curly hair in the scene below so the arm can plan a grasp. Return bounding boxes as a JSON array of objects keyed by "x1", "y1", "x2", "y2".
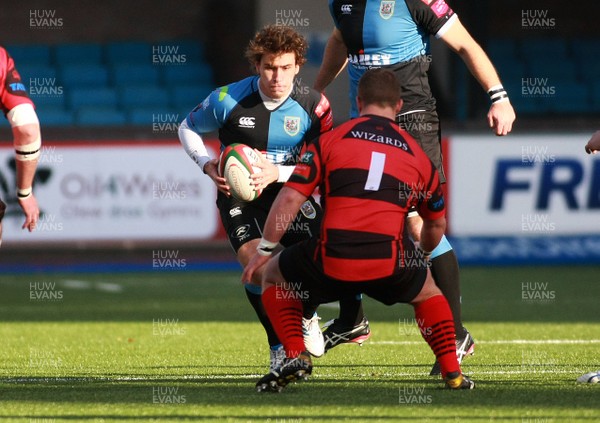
[{"x1": 245, "y1": 25, "x2": 308, "y2": 67}]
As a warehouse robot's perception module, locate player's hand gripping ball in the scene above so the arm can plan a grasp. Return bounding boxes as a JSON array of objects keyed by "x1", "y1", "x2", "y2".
[{"x1": 219, "y1": 143, "x2": 263, "y2": 202}]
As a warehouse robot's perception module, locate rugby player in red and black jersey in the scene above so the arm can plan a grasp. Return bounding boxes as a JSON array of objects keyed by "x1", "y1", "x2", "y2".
[
  {"x1": 0, "y1": 46, "x2": 42, "y2": 244},
  {"x1": 243, "y1": 68, "x2": 474, "y2": 391}
]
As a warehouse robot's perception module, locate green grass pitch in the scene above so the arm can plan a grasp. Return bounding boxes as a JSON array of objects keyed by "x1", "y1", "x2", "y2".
[{"x1": 1, "y1": 265, "x2": 599, "y2": 422}]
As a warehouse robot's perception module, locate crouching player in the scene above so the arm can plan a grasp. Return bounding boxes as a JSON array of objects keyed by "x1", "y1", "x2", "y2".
[{"x1": 243, "y1": 68, "x2": 474, "y2": 391}]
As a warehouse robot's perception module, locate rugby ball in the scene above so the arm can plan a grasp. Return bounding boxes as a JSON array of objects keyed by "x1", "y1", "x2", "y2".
[
  {"x1": 219, "y1": 143, "x2": 263, "y2": 202},
  {"x1": 577, "y1": 371, "x2": 600, "y2": 383}
]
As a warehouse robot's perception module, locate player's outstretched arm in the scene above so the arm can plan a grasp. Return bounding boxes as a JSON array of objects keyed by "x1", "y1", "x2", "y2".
[
  {"x1": 585, "y1": 130, "x2": 600, "y2": 154},
  {"x1": 313, "y1": 27, "x2": 348, "y2": 92},
  {"x1": 439, "y1": 18, "x2": 516, "y2": 136}
]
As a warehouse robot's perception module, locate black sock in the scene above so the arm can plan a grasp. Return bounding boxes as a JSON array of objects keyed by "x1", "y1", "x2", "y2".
[
  {"x1": 430, "y1": 250, "x2": 466, "y2": 338},
  {"x1": 244, "y1": 286, "x2": 280, "y2": 347},
  {"x1": 337, "y1": 295, "x2": 365, "y2": 327},
  {"x1": 303, "y1": 301, "x2": 318, "y2": 320}
]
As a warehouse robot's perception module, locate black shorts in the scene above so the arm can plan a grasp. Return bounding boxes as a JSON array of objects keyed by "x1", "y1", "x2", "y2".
[
  {"x1": 278, "y1": 238, "x2": 427, "y2": 306},
  {"x1": 217, "y1": 184, "x2": 322, "y2": 253},
  {"x1": 396, "y1": 110, "x2": 446, "y2": 183}
]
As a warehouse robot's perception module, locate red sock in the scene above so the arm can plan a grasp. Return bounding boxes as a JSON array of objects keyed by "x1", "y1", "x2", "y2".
[
  {"x1": 262, "y1": 285, "x2": 305, "y2": 358},
  {"x1": 414, "y1": 295, "x2": 460, "y2": 378}
]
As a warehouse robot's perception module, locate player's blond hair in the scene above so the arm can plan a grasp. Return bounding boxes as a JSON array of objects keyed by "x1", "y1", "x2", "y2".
[{"x1": 245, "y1": 25, "x2": 308, "y2": 68}]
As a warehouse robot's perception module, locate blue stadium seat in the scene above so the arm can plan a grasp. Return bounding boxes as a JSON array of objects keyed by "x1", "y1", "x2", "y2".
[
  {"x1": 127, "y1": 107, "x2": 179, "y2": 126},
  {"x1": 547, "y1": 82, "x2": 590, "y2": 113},
  {"x1": 569, "y1": 38, "x2": 600, "y2": 62},
  {"x1": 59, "y1": 64, "x2": 109, "y2": 88},
  {"x1": 31, "y1": 93, "x2": 66, "y2": 109},
  {"x1": 119, "y1": 86, "x2": 170, "y2": 108},
  {"x1": 68, "y1": 87, "x2": 118, "y2": 109},
  {"x1": 36, "y1": 108, "x2": 75, "y2": 126},
  {"x1": 111, "y1": 64, "x2": 160, "y2": 87},
  {"x1": 486, "y1": 38, "x2": 520, "y2": 62},
  {"x1": 503, "y1": 81, "x2": 541, "y2": 114},
  {"x1": 4, "y1": 45, "x2": 51, "y2": 66},
  {"x1": 105, "y1": 41, "x2": 152, "y2": 64},
  {"x1": 578, "y1": 60, "x2": 600, "y2": 84},
  {"x1": 171, "y1": 84, "x2": 214, "y2": 110},
  {"x1": 495, "y1": 61, "x2": 526, "y2": 85},
  {"x1": 14, "y1": 65, "x2": 57, "y2": 82},
  {"x1": 54, "y1": 43, "x2": 103, "y2": 65},
  {"x1": 174, "y1": 40, "x2": 206, "y2": 63},
  {"x1": 521, "y1": 38, "x2": 568, "y2": 60},
  {"x1": 76, "y1": 107, "x2": 127, "y2": 126},
  {"x1": 526, "y1": 60, "x2": 577, "y2": 83},
  {"x1": 161, "y1": 64, "x2": 213, "y2": 86},
  {"x1": 590, "y1": 82, "x2": 600, "y2": 112}
]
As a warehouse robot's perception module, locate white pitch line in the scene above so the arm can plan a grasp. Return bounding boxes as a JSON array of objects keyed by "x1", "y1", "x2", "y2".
[
  {"x1": 1, "y1": 368, "x2": 591, "y2": 384},
  {"x1": 370, "y1": 339, "x2": 600, "y2": 345}
]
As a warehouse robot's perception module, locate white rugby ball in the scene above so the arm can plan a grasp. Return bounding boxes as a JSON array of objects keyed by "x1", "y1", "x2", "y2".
[
  {"x1": 219, "y1": 143, "x2": 263, "y2": 202},
  {"x1": 577, "y1": 371, "x2": 600, "y2": 383}
]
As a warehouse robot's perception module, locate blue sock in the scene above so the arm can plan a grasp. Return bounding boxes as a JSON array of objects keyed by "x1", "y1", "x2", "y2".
[
  {"x1": 245, "y1": 283, "x2": 262, "y2": 295},
  {"x1": 430, "y1": 235, "x2": 453, "y2": 260}
]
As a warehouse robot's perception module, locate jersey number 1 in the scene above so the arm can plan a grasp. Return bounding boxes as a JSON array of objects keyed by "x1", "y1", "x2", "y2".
[{"x1": 364, "y1": 151, "x2": 386, "y2": 191}]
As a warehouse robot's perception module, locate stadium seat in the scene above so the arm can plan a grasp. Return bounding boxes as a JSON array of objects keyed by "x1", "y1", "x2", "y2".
[
  {"x1": 119, "y1": 86, "x2": 170, "y2": 108},
  {"x1": 569, "y1": 38, "x2": 600, "y2": 63},
  {"x1": 486, "y1": 38, "x2": 520, "y2": 62},
  {"x1": 68, "y1": 87, "x2": 118, "y2": 109},
  {"x1": 110, "y1": 64, "x2": 160, "y2": 87},
  {"x1": 36, "y1": 108, "x2": 75, "y2": 126},
  {"x1": 76, "y1": 107, "x2": 127, "y2": 126},
  {"x1": 59, "y1": 64, "x2": 109, "y2": 88},
  {"x1": 14, "y1": 65, "x2": 57, "y2": 82},
  {"x1": 526, "y1": 60, "x2": 578, "y2": 83},
  {"x1": 54, "y1": 43, "x2": 103, "y2": 65},
  {"x1": 127, "y1": 107, "x2": 179, "y2": 126},
  {"x1": 105, "y1": 41, "x2": 152, "y2": 64},
  {"x1": 32, "y1": 93, "x2": 66, "y2": 109},
  {"x1": 521, "y1": 38, "x2": 568, "y2": 61},
  {"x1": 4, "y1": 45, "x2": 51, "y2": 66},
  {"x1": 161, "y1": 64, "x2": 213, "y2": 86},
  {"x1": 590, "y1": 82, "x2": 600, "y2": 112},
  {"x1": 503, "y1": 81, "x2": 541, "y2": 114},
  {"x1": 171, "y1": 84, "x2": 214, "y2": 110},
  {"x1": 174, "y1": 40, "x2": 206, "y2": 63},
  {"x1": 546, "y1": 82, "x2": 590, "y2": 113},
  {"x1": 578, "y1": 60, "x2": 600, "y2": 84}
]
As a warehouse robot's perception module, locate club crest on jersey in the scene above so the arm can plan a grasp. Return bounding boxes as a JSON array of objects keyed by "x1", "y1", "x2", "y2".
[
  {"x1": 284, "y1": 116, "x2": 300, "y2": 136},
  {"x1": 300, "y1": 201, "x2": 317, "y2": 219},
  {"x1": 379, "y1": 1, "x2": 395, "y2": 19}
]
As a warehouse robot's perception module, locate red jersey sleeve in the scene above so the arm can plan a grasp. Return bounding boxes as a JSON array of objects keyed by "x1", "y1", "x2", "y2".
[
  {"x1": 315, "y1": 93, "x2": 333, "y2": 133},
  {"x1": 284, "y1": 139, "x2": 323, "y2": 197},
  {"x1": 0, "y1": 47, "x2": 34, "y2": 115}
]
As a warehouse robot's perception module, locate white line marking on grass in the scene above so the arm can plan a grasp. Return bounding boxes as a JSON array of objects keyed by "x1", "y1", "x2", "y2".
[
  {"x1": 371, "y1": 340, "x2": 600, "y2": 345},
  {"x1": 60, "y1": 279, "x2": 92, "y2": 289},
  {"x1": 95, "y1": 282, "x2": 123, "y2": 293},
  {"x1": 0, "y1": 374, "x2": 261, "y2": 384},
  {"x1": 59, "y1": 279, "x2": 122, "y2": 293}
]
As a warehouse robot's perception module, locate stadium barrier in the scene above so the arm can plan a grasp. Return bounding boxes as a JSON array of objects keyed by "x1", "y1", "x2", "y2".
[{"x1": 1, "y1": 135, "x2": 598, "y2": 264}]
